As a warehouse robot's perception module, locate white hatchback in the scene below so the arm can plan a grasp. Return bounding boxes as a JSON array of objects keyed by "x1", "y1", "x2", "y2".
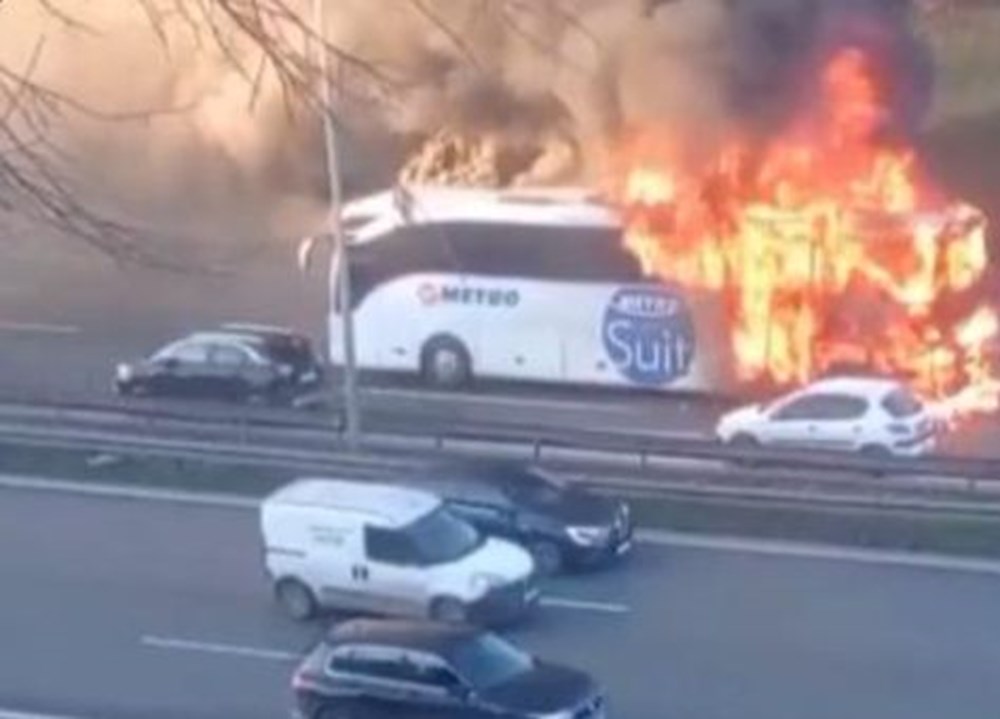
[{"x1": 716, "y1": 377, "x2": 937, "y2": 458}]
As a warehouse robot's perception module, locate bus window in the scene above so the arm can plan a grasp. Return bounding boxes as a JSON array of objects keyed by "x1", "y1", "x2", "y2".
[
  {"x1": 343, "y1": 226, "x2": 458, "y2": 310},
  {"x1": 444, "y1": 222, "x2": 643, "y2": 284}
]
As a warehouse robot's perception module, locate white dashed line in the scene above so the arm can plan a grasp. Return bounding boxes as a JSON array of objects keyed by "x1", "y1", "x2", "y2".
[
  {"x1": 140, "y1": 635, "x2": 300, "y2": 662},
  {"x1": 0, "y1": 710, "x2": 85, "y2": 719},
  {"x1": 540, "y1": 597, "x2": 631, "y2": 614},
  {"x1": 0, "y1": 321, "x2": 80, "y2": 335}
]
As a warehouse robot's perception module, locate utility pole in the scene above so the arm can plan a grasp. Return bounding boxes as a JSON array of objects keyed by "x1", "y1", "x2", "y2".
[{"x1": 312, "y1": 0, "x2": 361, "y2": 451}]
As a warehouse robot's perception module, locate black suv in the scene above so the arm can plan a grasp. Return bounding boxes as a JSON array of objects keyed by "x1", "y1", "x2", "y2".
[
  {"x1": 113, "y1": 331, "x2": 302, "y2": 404},
  {"x1": 293, "y1": 619, "x2": 606, "y2": 719},
  {"x1": 411, "y1": 461, "x2": 632, "y2": 575}
]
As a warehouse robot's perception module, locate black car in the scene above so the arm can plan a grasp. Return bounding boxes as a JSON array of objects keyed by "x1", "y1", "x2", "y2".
[
  {"x1": 412, "y1": 461, "x2": 633, "y2": 575},
  {"x1": 218, "y1": 323, "x2": 324, "y2": 388},
  {"x1": 113, "y1": 331, "x2": 303, "y2": 404},
  {"x1": 292, "y1": 619, "x2": 606, "y2": 719}
]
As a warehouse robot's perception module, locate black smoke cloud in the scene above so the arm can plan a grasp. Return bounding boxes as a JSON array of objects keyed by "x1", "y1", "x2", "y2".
[{"x1": 0, "y1": 0, "x2": 933, "y2": 248}]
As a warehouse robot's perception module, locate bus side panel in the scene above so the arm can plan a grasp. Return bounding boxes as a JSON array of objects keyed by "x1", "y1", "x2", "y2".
[
  {"x1": 334, "y1": 274, "x2": 728, "y2": 393},
  {"x1": 457, "y1": 277, "x2": 562, "y2": 381}
]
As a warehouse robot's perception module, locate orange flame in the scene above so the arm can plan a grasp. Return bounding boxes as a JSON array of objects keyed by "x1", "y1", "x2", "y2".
[{"x1": 609, "y1": 47, "x2": 998, "y2": 420}]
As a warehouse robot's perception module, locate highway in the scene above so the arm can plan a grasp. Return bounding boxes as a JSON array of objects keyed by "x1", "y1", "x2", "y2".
[
  {"x1": 2, "y1": 233, "x2": 998, "y2": 457},
  {"x1": 1, "y1": 482, "x2": 998, "y2": 719}
]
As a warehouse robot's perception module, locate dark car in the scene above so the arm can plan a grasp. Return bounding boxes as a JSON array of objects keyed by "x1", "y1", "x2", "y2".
[
  {"x1": 412, "y1": 461, "x2": 633, "y2": 575},
  {"x1": 218, "y1": 323, "x2": 324, "y2": 388},
  {"x1": 113, "y1": 331, "x2": 301, "y2": 404},
  {"x1": 292, "y1": 619, "x2": 607, "y2": 719}
]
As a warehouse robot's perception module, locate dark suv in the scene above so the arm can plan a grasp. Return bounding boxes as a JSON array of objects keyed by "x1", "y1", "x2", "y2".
[
  {"x1": 293, "y1": 619, "x2": 606, "y2": 719},
  {"x1": 411, "y1": 461, "x2": 633, "y2": 575}
]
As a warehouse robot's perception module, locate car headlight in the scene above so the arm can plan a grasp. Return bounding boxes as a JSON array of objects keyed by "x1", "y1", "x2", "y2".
[
  {"x1": 469, "y1": 573, "x2": 505, "y2": 596},
  {"x1": 116, "y1": 363, "x2": 133, "y2": 381},
  {"x1": 566, "y1": 525, "x2": 611, "y2": 546}
]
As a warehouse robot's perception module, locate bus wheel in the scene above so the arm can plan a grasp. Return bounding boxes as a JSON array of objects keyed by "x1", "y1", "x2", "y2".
[{"x1": 421, "y1": 337, "x2": 472, "y2": 389}]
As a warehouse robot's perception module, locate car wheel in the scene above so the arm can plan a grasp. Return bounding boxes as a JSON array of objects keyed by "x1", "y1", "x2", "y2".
[
  {"x1": 860, "y1": 444, "x2": 892, "y2": 460},
  {"x1": 421, "y1": 336, "x2": 472, "y2": 390},
  {"x1": 430, "y1": 596, "x2": 468, "y2": 624},
  {"x1": 529, "y1": 540, "x2": 564, "y2": 576},
  {"x1": 276, "y1": 578, "x2": 317, "y2": 621},
  {"x1": 860, "y1": 444, "x2": 893, "y2": 478},
  {"x1": 728, "y1": 433, "x2": 760, "y2": 466}
]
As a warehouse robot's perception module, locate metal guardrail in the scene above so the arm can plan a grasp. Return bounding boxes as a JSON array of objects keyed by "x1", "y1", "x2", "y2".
[
  {"x1": 0, "y1": 397, "x2": 999, "y2": 518},
  {"x1": 0, "y1": 396, "x2": 999, "y2": 483}
]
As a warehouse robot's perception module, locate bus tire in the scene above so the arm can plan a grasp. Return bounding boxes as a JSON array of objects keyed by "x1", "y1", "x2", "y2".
[{"x1": 421, "y1": 336, "x2": 472, "y2": 389}]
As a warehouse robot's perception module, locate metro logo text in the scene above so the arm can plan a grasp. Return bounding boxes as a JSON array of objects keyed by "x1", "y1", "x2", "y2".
[{"x1": 417, "y1": 283, "x2": 520, "y2": 308}]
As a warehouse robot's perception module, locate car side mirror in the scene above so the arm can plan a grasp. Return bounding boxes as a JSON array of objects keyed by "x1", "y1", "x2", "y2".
[{"x1": 161, "y1": 357, "x2": 180, "y2": 372}]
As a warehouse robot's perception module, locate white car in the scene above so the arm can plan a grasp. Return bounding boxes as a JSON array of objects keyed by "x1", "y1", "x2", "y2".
[{"x1": 716, "y1": 377, "x2": 937, "y2": 458}]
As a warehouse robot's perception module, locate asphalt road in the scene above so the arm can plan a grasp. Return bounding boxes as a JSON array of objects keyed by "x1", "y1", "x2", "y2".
[
  {"x1": 0, "y1": 232, "x2": 996, "y2": 454},
  {"x1": 1, "y1": 483, "x2": 998, "y2": 719}
]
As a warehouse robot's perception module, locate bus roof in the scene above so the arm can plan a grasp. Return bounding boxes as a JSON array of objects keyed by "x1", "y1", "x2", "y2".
[{"x1": 345, "y1": 186, "x2": 622, "y2": 243}]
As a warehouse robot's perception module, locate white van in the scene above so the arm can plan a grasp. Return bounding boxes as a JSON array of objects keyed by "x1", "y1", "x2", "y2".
[{"x1": 260, "y1": 478, "x2": 539, "y2": 624}]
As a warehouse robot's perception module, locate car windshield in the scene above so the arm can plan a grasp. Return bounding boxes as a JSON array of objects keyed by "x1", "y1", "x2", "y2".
[
  {"x1": 404, "y1": 507, "x2": 482, "y2": 565},
  {"x1": 504, "y1": 468, "x2": 565, "y2": 506},
  {"x1": 450, "y1": 634, "x2": 534, "y2": 691},
  {"x1": 883, "y1": 388, "x2": 923, "y2": 418}
]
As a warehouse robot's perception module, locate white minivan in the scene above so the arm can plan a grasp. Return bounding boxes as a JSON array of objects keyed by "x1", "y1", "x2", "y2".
[{"x1": 260, "y1": 478, "x2": 539, "y2": 624}]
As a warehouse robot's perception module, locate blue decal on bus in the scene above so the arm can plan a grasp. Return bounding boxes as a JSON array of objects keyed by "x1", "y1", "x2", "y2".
[{"x1": 601, "y1": 286, "x2": 696, "y2": 385}]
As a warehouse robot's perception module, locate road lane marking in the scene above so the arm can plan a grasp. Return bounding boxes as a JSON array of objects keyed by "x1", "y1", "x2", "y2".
[
  {"x1": 5, "y1": 473, "x2": 1000, "y2": 579},
  {"x1": 639, "y1": 529, "x2": 1000, "y2": 577},
  {"x1": 0, "y1": 711, "x2": 86, "y2": 719},
  {"x1": 541, "y1": 597, "x2": 631, "y2": 614},
  {"x1": 0, "y1": 473, "x2": 259, "y2": 509},
  {"x1": 0, "y1": 321, "x2": 80, "y2": 335},
  {"x1": 141, "y1": 634, "x2": 300, "y2": 662}
]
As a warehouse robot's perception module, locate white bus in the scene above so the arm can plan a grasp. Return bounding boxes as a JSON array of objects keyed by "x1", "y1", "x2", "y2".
[{"x1": 329, "y1": 186, "x2": 729, "y2": 392}]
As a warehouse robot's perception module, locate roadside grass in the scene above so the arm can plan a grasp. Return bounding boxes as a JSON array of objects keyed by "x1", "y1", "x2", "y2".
[
  {"x1": 4, "y1": 441, "x2": 1000, "y2": 559},
  {"x1": 921, "y1": 5, "x2": 1000, "y2": 128},
  {"x1": 631, "y1": 495, "x2": 1000, "y2": 558}
]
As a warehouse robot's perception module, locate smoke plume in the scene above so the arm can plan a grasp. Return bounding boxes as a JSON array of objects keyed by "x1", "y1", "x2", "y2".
[{"x1": 0, "y1": 0, "x2": 932, "y2": 254}]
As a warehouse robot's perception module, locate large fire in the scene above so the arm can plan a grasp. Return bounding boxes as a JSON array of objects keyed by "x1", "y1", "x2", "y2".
[{"x1": 609, "y1": 46, "x2": 999, "y2": 421}]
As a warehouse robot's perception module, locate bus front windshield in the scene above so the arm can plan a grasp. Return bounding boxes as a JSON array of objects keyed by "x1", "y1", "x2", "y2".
[{"x1": 405, "y1": 507, "x2": 483, "y2": 565}]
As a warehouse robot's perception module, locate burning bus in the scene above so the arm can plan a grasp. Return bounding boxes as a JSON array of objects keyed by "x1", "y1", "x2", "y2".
[{"x1": 330, "y1": 45, "x2": 997, "y2": 421}]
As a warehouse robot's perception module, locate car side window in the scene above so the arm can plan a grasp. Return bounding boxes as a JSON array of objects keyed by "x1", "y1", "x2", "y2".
[
  {"x1": 825, "y1": 395, "x2": 869, "y2": 420},
  {"x1": 329, "y1": 649, "x2": 405, "y2": 682},
  {"x1": 771, "y1": 395, "x2": 828, "y2": 421},
  {"x1": 210, "y1": 344, "x2": 250, "y2": 368},
  {"x1": 409, "y1": 661, "x2": 465, "y2": 692},
  {"x1": 364, "y1": 526, "x2": 414, "y2": 565},
  {"x1": 772, "y1": 393, "x2": 868, "y2": 421},
  {"x1": 164, "y1": 342, "x2": 209, "y2": 364}
]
